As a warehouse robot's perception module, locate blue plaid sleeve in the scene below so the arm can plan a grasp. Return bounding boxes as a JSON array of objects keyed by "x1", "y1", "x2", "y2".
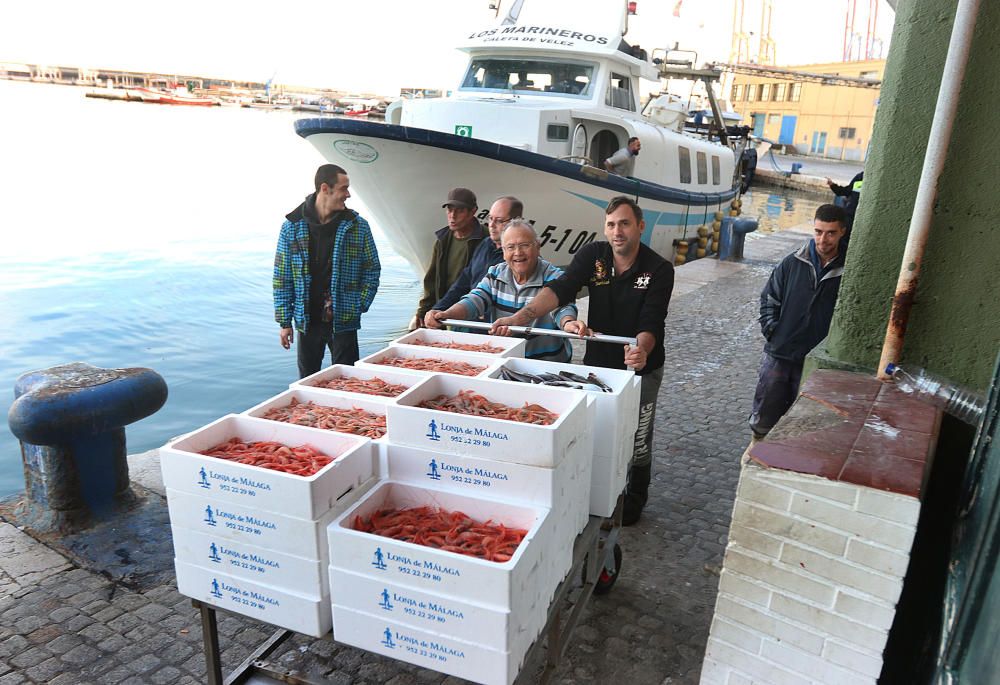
[
  {"x1": 357, "y1": 218, "x2": 380, "y2": 313},
  {"x1": 273, "y1": 222, "x2": 295, "y2": 328}
]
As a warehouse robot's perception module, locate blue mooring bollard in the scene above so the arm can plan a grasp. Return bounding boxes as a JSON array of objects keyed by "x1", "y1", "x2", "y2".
[
  {"x1": 717, "y1": 216, "x2": 759, "y2": 261},
  {"x1": 7, "y1": 362, "x2": 167, "y2": 531}
]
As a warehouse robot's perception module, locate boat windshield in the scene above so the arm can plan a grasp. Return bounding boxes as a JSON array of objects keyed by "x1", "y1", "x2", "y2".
[{"x1": 461, "y1": 58, "x2": 595, "y2": 97}]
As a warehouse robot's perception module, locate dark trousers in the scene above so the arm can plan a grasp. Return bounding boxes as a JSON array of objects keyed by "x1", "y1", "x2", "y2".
[
  {"x1": 297, "y1": 326, "x2": 359, "y2": 379},
  {"x1": 748, "y1": 351, "x2": 803, "y2": 436},
  {"x1": 631, "y1": 366, "x2": 664, "y2": 469}
]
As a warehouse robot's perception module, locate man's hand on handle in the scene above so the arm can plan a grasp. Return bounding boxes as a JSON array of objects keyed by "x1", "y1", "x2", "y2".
[
  {"x1": 424, "y1": 310, "x2": 446, "y2": 329},
  {"x1": 562, "y1": 319, "x2": 593, "y2": 338},
  {"x1": 623, "y1": 343, "x2": 648, "y2": 372},
  {"x1": 279, "y1": 327, "x2": 294, "y2": 350}
]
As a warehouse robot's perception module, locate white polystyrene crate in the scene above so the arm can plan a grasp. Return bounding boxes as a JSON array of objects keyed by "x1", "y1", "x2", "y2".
[
  {"x1": 391, "y1": 329, "x2": 526, "y2": 358},
  {"x1": 293, "y1": 364, "x2": 423, "y2": 405},
  {"x1": 386, "y1": 374, "x2": 588, "y2": 467},
  {"x1": 172, "y1": 525, "x2": 328, "y2": 594},
  {"x1": 328, "y1": 567, "x2": 540, "y2": 657},
  {"x1": 167, "y1": 487, "x2": 343, "y2": 559},
  {"x1": 357, "y1": 346, "x2": 502, "y2": 379},
  {"x1": 487, "y1": 358, "x2": 640, "y2": 516},
  {"x1": 327, "y1": 481, "x2": 552, "y2": 615},
  {"x1": 331, "y1": 604, "x2": 524, "y2": 685},
  {"x1": 174, "y1": 560, "x2": 331, "y2": 637},
  {"x1": 243, "y1": 387, "x2": 388, "y2": 441},
  {"x1": 161, "y1": 414, "x2": 374, "y2": 520}
]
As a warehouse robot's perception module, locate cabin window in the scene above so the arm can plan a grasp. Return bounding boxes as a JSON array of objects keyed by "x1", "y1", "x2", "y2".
[
  {"x1": 547, "y1": 124, "x2": 569, "y2": 141},
  {"x1": 696, "y1": 151, "x2": 708, "y2": 185},
  {"x1": 711, "y1": 156, "x2": 721, "y2": 185},
  {"x1": 678, "y1": 146, "x2": 692, "y2": 184},
  {"x1": 461, "y1": 58, "x2": 594, "y2": 97},
  {"x1": 605, "y1": 72, "x2": 635, "y2": 111}
]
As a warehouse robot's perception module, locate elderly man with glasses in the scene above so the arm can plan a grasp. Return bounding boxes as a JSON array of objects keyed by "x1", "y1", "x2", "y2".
[
  {"x1": 425, "y1": 220, "x2": 579, "y2": 362},
  {"x1": 424, "y1": 196, "x2": 522, "y2": 323}
]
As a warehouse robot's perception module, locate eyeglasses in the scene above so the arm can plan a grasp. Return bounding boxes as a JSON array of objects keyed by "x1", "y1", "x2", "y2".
[
  {"x1": 502, "y1": 241, "x2": 535, "y2": 252},
  {"x1": 488, "y1": 216, "x2": 511, "y2": 225}
]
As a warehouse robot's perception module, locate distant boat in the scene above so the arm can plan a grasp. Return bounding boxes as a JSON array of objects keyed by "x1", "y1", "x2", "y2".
[{"x1": 139, "y1": 88, "x2": 217, "y2": 106}]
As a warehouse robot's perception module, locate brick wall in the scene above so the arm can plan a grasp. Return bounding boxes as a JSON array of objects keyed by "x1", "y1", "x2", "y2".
[{"x1": 700, "y1": 458, "x2": 920, "y2": 684}]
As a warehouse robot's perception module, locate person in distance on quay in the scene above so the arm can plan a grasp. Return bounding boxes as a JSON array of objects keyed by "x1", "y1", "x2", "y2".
[
  {"x1": 410, "y1": 187, "x2": 488, "y2": 330},
  {"x1": 273, "y1": 164, "x2": 381, "y2": 378},
  {"x1": 424, "y1": 195, "x2": 523, "y2": 326},
  {"x1": 604, "y1": 136, "x2": 641, "y2": 177},
  {"x1": 749, "y1": 203, "x2": 848, "y2": 439},
  {"x1": 490, "y1": 196, "x2": 674, "y2": 526},
  {"x1": 425, "y1": 220, "x2": 578, "y2": 363}
]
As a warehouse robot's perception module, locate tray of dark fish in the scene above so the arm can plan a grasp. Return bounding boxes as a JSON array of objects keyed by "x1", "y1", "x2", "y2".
[{"x1": 498, "y1": 366, "x2": 614, "y2": 393}]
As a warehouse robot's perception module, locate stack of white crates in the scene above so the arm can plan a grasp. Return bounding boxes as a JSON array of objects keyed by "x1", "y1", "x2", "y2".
[
  {"x1": 485, "y1": 357, "x2": 641, "y2": 517},
  {"x1": 161, "y1": 415, "x2": 375, "y2": 636}
]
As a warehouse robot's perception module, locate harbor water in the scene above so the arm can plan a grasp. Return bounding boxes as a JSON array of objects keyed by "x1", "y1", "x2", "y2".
[{"x1": 0, "y1": 79, "x2": 826, "y2": 498}]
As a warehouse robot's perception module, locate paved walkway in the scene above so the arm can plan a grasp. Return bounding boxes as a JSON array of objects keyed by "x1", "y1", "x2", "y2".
[{"x1": 0, "y1": 226, "x2": 812, "y2": 685}]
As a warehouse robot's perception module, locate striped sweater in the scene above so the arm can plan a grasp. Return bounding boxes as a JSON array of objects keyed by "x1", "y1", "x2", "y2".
[{"x1": 459, "y1": 259, "x2": 577, "y2": 362}]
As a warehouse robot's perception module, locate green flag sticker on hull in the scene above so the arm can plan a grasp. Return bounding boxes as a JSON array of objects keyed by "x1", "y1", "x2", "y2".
[{"x1": 454, "y1": 125, "x2": 473, "y2": 137}]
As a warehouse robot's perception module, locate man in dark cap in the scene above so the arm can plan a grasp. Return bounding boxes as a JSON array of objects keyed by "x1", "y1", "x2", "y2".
[{"x1": 412, "y1": 188, "x2": 488, "y2": 329}]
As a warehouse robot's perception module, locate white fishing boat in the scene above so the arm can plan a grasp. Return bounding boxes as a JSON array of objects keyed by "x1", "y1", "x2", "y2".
[{"x1": 295, "y1": 0, "x2": 749, "y2": 274}]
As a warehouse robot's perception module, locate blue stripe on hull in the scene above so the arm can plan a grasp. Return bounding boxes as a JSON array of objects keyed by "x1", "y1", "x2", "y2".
[
  {"x1": 566, "y1": 190, "x2": 698, "y2": 246},
  {"x1": 295, "y1": 118, "x2": 740, "y2": 207}
]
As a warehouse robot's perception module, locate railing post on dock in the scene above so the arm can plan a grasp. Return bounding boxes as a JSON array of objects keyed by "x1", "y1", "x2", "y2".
[{"x1": 6, "y1": 362, "x2": 167, "y2": 532}]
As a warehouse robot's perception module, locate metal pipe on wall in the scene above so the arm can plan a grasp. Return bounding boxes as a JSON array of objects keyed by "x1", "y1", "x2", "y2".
[{"x1": 876, "y1": 0, "x2": 982, "y2": 379}]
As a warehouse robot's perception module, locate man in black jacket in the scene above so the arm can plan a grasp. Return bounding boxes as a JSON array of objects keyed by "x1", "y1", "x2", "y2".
[
  {"x1": 491, "y1": 196, "x2": 674, "y2": 526},
  {"x1": 749, "y1": 204, "x2": 847, "y2": 439}
]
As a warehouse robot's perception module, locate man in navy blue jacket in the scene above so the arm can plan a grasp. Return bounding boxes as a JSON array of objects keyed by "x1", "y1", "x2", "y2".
[
  {"x1": 425, "y1": 196, "x2": 522, "y2": 324},
  {"x1": 749, "y1": 204, "x2": 847, "y2": 438}
]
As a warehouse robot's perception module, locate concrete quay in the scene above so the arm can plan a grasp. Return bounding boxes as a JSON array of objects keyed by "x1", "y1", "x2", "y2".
[{"x1": 0, "y1": 225, "x2": 813, "y2": 685}]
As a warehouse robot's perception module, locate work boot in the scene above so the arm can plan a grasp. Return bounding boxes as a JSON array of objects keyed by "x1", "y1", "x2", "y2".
[{"x1": 622, "y1": 462, "x2": 651, "y2": 526}]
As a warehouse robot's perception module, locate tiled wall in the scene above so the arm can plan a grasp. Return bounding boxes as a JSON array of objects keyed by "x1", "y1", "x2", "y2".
[{"x1": 700, "y1": 460, "x2": 920, "y2": 685}]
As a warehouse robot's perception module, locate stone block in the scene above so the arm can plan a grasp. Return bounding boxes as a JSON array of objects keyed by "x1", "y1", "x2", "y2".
[
  {"x1": 735, "y1": 501, "x2": 849, "y2": 556},
  {"x1": 832, "y1": 592, "x2": 897, "y2": 632},
  {"x1": 718, "y1": 569, "x2": 772, "y2": 607},
  {"x1": 705, "y1": 638, "x2": 810, "y2": 685},
  {"x1": 823, "y1": 639, "x2": 884, "y2": 679},
  {"x1": 789, "y1": 494, "x2": 915, "y2": 551},
  {"x1": 711, "y1": 616, "x2": 763, "y2": 654},
  {"x1": 724, "y1": 548, "x2": 836, "y2": 606},
  {"x1": 738, "y1": 471, "x2": 794, "y2": 511},
  {"x1": 846, "y1": 539, "x2": 911, "y2": 577},
  {"x1": 760, "y1": 470, "x2": 859, "y2": 506},
  {"x1": 779, "y1": 543, "x2": 903, "y2": 602},
  {"x1": 770, "y1": 593, "x2": 887, "y2": 648},
  {"x1": 715, "y1": 596, "x2": 825, "y2": 655},
  {"x1": 855, "y1": 489, "x2": 920, "y2": 525},
  {"x1": 728, "y1": 522, "x2": 783, "y2": 558},
  {"x1": 760, "y1": 639, "x2": 875, "y2": 684}
]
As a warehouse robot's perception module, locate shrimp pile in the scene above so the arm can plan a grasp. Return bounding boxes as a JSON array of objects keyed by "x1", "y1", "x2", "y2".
[
  {"x1": 418, "y1": 390, "x2": 559, "y2": 425},
  {"x1": 199, "y1": 438, "x2": 332, "y2": 476},
  {"x1": 310, "y1": 376, "x2": 409, "y2": 397},
  {"x1": 410, "y1": 338, "x2": 504, "y2": 354},
  {"x1": 352, "y1": 506, "x2": 527, "y2": 563},
  {"x1": 260, "y1": 398, "x2": 386, "y2": 438},
  {"x1": 375, "y1": 356, "x2": 486, "y2": 376}
]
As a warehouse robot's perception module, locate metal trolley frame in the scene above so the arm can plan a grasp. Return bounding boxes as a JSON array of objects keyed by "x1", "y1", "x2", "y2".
[{"x1": 195, "y1": 498, "x2": 623, "y2": 685}]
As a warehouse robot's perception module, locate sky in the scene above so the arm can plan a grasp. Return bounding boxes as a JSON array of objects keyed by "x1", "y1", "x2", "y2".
[{"x1": 1, "y1": 0, "x2": 893, "y2": 96}]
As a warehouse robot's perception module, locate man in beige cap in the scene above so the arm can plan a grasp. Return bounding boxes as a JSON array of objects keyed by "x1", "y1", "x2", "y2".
[{"x1": 412, "y1": 188, "x2": 488, "y2": 329}]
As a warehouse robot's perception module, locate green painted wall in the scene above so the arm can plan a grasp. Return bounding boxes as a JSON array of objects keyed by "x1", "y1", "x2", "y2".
[{"x1": 823, "y1": 0, "x2": 1000, "y2": 391}]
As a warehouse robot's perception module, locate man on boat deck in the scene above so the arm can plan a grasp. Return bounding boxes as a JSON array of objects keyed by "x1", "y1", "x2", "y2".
[
  {"x1": 411, "y1": 188, "x2": 488, "y2": 329},
  {"x1": 604, "y1": 136, "x2": 641, "y2": 177},
  {"x1": 427, "y1": 196, "x2": 523, "y2": 316},
  {"x1": 273, "y1": 164, "x2": 381, "y2": 378},
  {"x1": 425, "y1": 220, "x2": 579, "y2": 363},
  {"x1": 491, "y1": 196, "x2": 674, "y2": 526},
  {"x1": 749, "y1": 204, "x2": 847, "y2": 439}
]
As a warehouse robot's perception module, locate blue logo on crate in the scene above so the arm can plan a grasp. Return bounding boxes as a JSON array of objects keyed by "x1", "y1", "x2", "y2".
[
  {"x1": 426, "y1": 459, "x2": 441, "y2": 480},
  {"x1": 210, "y1": 579, "x2": 222, "y2": 598},
  {"x1": 198, "y1": 467, "x2": 211, "y2": 489},
  {"x1": 204, "y1": 505, "x2": 217, "y2": 526},
  {"x1": 426, "y1": 419, "x2": 441, "y2": 441},
  {"x1": 372, "y1": 547, "x2": 387, "y2": 570},
  {"x1": 381, "y1": 627, "x2": 395, "y2": 649},
  {"x1": 209, "y1": 543, "x2": 221, "y2": 563},
  {"x1": 379, "y1": 589, "x2": 393, "y2": 611}
]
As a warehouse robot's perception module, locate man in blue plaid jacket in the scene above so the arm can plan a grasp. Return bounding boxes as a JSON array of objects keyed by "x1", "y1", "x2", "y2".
[{"x1": 273, "y1": 164, "x2": 380, "y2": 377}]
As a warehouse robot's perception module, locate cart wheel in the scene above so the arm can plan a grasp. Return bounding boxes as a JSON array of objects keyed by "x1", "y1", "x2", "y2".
[{"x1": 593, "y1": 543, "x2": 622, "y2": 596}]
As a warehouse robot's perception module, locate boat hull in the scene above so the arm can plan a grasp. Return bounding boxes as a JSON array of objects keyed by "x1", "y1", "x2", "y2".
[{"x1": 296, "y1": 119, "x2": 737, "y2": 275}]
